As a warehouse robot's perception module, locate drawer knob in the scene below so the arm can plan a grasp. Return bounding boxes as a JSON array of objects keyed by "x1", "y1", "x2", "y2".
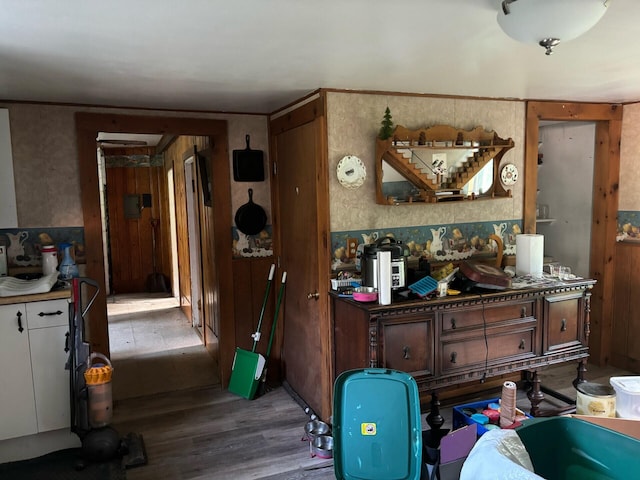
[
  {"x1": 450, "y1": 351, "x2": 457, "y2": 363},
  {"x1": 450, "y1": 318, "x2": 456, "y2": 329},
  {"x1": 403, "y1": 346, "x2": 411, "y2": 360},
  {"x1": 16, "y1": 311, "x2": 24, "y2": 333},
  {"x1": 521, "y1": 306, "x2": 526, "y2": 318},
  {"x1": 519, "y1": 339, "x2": 526, "y2": 350},
  {"x1": 561, "y1": 318, "x2": 567, "y2": 331}
]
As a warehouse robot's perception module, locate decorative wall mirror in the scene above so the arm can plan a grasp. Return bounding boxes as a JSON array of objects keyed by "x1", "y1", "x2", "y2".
[{"x1": 375, "y1": 125, "x2": 515, "y2": 204}]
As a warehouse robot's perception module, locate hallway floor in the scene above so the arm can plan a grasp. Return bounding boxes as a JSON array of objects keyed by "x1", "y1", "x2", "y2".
[{"x1": 107, "y1": 293, "x2": 219, "y2": 402}]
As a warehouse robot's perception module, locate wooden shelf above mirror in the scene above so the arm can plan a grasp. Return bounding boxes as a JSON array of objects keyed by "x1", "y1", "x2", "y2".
[{"x1": 375, "y1": 125, "x2": 515, "y2": 204}]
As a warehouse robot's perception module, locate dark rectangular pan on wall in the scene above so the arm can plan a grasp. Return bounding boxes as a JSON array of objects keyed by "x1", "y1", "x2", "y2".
[{"x1": 233, "y1": 135, "x2": 265, "y2": 182}]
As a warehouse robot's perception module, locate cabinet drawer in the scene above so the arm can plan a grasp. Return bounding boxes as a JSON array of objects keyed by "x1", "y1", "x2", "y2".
[
  {"x1": 26, "y1": 299, "x2": 69, "y2": 329},
  {"x1": 380, "y1": 317, "x2": 434, "y2": 377},
  {"x1": 441, "y1": 301, "x2": 535, "y2": 332},
  {"x1": 544, "y1": 293, "x2": 583, "y2": 353},
  {"x1": 441, "y1": 327, "x2": 535, "y2": 373}
]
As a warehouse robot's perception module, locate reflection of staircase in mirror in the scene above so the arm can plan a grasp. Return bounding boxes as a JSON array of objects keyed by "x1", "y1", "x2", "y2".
[
  {"x1": 443, "y1": 146, "x2": 500, "y2": 190},
  {"x1": 382, "y1": 148, "x2": 440, "y2": 192},
  {"x1": 375, "y1": 124, "x2": 515, "y2": 204}
]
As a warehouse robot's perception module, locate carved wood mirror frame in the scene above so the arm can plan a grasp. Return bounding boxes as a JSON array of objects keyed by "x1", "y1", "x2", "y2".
[{"x1": 375, "y1": 125, "x2": 514, "y2": 204}]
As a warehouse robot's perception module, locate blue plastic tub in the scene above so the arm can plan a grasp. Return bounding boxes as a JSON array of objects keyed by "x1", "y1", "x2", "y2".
[
  {"x1": 333, "y1": 368, "x2": 422, "y2": 480},
  {"x1": 452, "y1": 397, "x2": 532, "y2": 436}
]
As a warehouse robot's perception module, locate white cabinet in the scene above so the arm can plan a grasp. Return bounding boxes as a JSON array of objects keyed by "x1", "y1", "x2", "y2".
[
  {"x1": 0, "y1": 108, "x2": 17, "y2": 228},
  {"x1": 0, "y1": 298, "x2": 70, "y2": 441},
  {"x1": 0, "y1": 304, "x2": 37, "y2": 440},
  {"x1": 27, "y1": 300, "x2": 71, "y2": 432}
]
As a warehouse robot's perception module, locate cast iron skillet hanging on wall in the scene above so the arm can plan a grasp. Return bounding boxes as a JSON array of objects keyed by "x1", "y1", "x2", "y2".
[{"x1": 235, "y1": 188, "x2": 267, "y2": 235}]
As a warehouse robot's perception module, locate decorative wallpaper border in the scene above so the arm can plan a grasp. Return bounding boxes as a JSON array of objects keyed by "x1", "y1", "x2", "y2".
[
  {"x1": 0, "y1": 227, "x2": 85, "y2": 268},
  {"x1": 331, "y1": 220, "x2": 522, "y2": 272},
  {"x1": 232, "y1": 225, "x2": 273, "y2": 258},
  {"x1": 617, "y1": 211, "x2": 640, "y2": 242}
]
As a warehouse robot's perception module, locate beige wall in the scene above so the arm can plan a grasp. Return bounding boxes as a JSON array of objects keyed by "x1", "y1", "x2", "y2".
[
  {"x1": 620, "y1": 102, "x2": 640, "y2": 211},
  {"x1": 326, "y1": 92, "x2": 525, "y2": 232},
  {"x1": 1, "y1": 103, "x2": 270, "y2": 228},
  {"x1": 7, "y1": 96, "x2": 638, "y2": 233}
]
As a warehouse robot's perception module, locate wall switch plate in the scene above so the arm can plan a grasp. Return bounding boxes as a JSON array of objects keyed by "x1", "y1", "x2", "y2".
[
  {"x1": 346, "y1": 238, "x2": 358, "y2": 258},
  {"x1": 0, "y1": 245, "x2": 6, "y2": 276}
]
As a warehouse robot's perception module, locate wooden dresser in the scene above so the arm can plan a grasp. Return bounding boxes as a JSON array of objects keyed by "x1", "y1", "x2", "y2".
[{"x1": 332, "y1": 279, "x2": 595, "y2": 427}]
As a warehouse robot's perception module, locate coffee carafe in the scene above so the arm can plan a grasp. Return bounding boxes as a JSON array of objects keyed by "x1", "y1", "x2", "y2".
[{"x1": 360, "y1": 237, "x2": 407, "y2": 290}]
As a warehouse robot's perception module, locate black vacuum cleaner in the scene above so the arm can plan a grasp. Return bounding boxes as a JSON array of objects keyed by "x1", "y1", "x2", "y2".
[{"x1": 67, "y1": 277, "x2": 147, "y2": 469}]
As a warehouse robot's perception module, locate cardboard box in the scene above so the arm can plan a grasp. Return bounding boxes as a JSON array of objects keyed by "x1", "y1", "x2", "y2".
[
  {"x1": 439, "y1": 423, "x2": 477, "y2": 480},
  {"x1": 422, "y1": 423, "x2": 477, "y2": 480},
  {"x1": 570, "y1": 414, "x2": 640, "y2": 440}
]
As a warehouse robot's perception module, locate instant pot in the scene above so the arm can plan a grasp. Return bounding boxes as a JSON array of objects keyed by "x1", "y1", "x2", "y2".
[{"x1": 360, "y1": 237, "x2": 407, "y2": 290}]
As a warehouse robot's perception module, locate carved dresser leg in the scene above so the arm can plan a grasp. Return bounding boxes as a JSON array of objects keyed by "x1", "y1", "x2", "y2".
[
  {"x1": 426, "y1": 391, "x2": 445, "y2": 431},
  {"x1": 527, "y1": 370, "x2": 545, "y2": 417}
]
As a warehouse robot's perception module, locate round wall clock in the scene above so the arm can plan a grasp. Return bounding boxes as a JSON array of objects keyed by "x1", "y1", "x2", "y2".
[
  {"x1": 500, "y1": 163, "x2": 519, "y2": 186},
  {"x1": 336, "y1": 155, "x2": 366, "y2": 189}
]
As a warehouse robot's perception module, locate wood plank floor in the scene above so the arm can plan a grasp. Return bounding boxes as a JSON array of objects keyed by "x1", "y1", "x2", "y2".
[
  {"x1": 112, "y1": 385, "x2": 335, "y2": 480},
  {"x1": 111, "y1": 364, "x2": 635, "y2": 480},
  {"x1": 107, "y1": 294, "x2": 635, "y2": 479}
]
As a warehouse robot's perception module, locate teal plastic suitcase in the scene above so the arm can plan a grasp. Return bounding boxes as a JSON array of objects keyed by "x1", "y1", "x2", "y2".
[{"x1": 333, "y1": 368, "x2": 422, "y2": 480}]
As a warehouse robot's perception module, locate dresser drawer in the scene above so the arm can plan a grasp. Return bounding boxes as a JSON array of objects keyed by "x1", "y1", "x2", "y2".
[
  {"x1": 544, "y1": 292, "x2": 584, "y2": 353},
  {"x1": 441, "y1": 326, "x2": 536, "y2": 373},
  {"x1": 441, "y1": 300, "x2": 535, "y2": 332},
  {"x1": 380, "y1": 316, "x2": 434, "y2": 377}
]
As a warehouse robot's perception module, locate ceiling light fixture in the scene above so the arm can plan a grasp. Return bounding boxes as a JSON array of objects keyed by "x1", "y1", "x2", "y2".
[{"x1": 498, "y1": 0, "x2": 611, "y2": 55}]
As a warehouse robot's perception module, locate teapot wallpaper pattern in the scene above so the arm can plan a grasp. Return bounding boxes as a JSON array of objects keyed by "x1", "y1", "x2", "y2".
[
  {"x1": 0, "y1": 227, "x2": 85, "y2": 269},
  {"x1": 330, "y1": 220, "x2": 521, "y2": 272},
  {"x1": 617, "y1": 211, "x2": 640, "y2": 242}
]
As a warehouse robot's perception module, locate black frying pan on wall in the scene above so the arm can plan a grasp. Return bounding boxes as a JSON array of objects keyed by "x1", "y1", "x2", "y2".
[{"x1": 235, "y1": 188, "x2": 267, "y2": 235}]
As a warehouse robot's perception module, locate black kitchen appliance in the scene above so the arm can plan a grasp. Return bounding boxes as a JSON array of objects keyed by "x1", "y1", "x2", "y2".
[{"x1": 360, "y1": 237, "x2": 407, "y2": 290}]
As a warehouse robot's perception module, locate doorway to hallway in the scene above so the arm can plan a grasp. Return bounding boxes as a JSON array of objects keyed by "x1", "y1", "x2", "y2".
[{"x1": 107, "y1": 293, "x2": 219, "y2": 402}]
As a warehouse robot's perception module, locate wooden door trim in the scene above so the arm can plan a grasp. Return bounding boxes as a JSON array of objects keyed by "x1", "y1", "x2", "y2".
[
  {"x1": 524, "y1": 101, "x2": 622, "y2": 366},
  {"x1": 76, "y1": 113, "x2": 233, "y2": 385}
]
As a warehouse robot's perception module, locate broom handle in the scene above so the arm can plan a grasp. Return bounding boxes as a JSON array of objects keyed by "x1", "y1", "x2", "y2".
[
  {"x1": 265, "y1": 272, "x2": 287, "y2": 359},
  {"x1": 252, "y1": 263, "x2": 276, "y2": 352}
]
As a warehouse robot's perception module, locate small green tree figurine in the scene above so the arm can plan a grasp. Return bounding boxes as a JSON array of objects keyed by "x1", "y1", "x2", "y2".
[{"x1": 378, "y1": 107, "x2": 394, "y2": 140}]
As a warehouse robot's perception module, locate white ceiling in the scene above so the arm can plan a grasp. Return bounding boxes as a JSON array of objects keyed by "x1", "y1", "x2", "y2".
[{"x1": 2, "y1": 1, "x2": 639, "y2": 114}]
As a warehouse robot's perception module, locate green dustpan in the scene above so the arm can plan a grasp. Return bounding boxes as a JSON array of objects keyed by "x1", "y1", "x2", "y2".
[
  {"x1": 228, "y1": 348, "x2": 266, "y2": 399},
  {"x1": 228, "y1": 263, "x2": 275, "y2": 400}
]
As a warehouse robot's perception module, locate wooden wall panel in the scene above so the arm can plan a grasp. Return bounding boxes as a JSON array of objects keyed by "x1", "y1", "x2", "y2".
[
  {"x1": 232, "y1": 258, "x2": 278, "y2": 379},
  {"x1": 611, "y1": 242, "x2": 640, "y2": 372},
  {"x1": 106, "y1": 166, "x2": 164, "y2": 293},
  {"x1": 164, "y1": 133, "x2": 232, "y2": 376}
]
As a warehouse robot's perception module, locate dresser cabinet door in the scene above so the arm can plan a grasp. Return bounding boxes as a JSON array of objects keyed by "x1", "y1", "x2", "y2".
[
  {"x1": 543, "y1": 291, "x2": 584, "y2": 353},
  {"x1": 0, "y1": 304, "x2": 38, "y2": 440},
  {"x1": 380, "y1": 316, "x2": 434, "y2": 377}
]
